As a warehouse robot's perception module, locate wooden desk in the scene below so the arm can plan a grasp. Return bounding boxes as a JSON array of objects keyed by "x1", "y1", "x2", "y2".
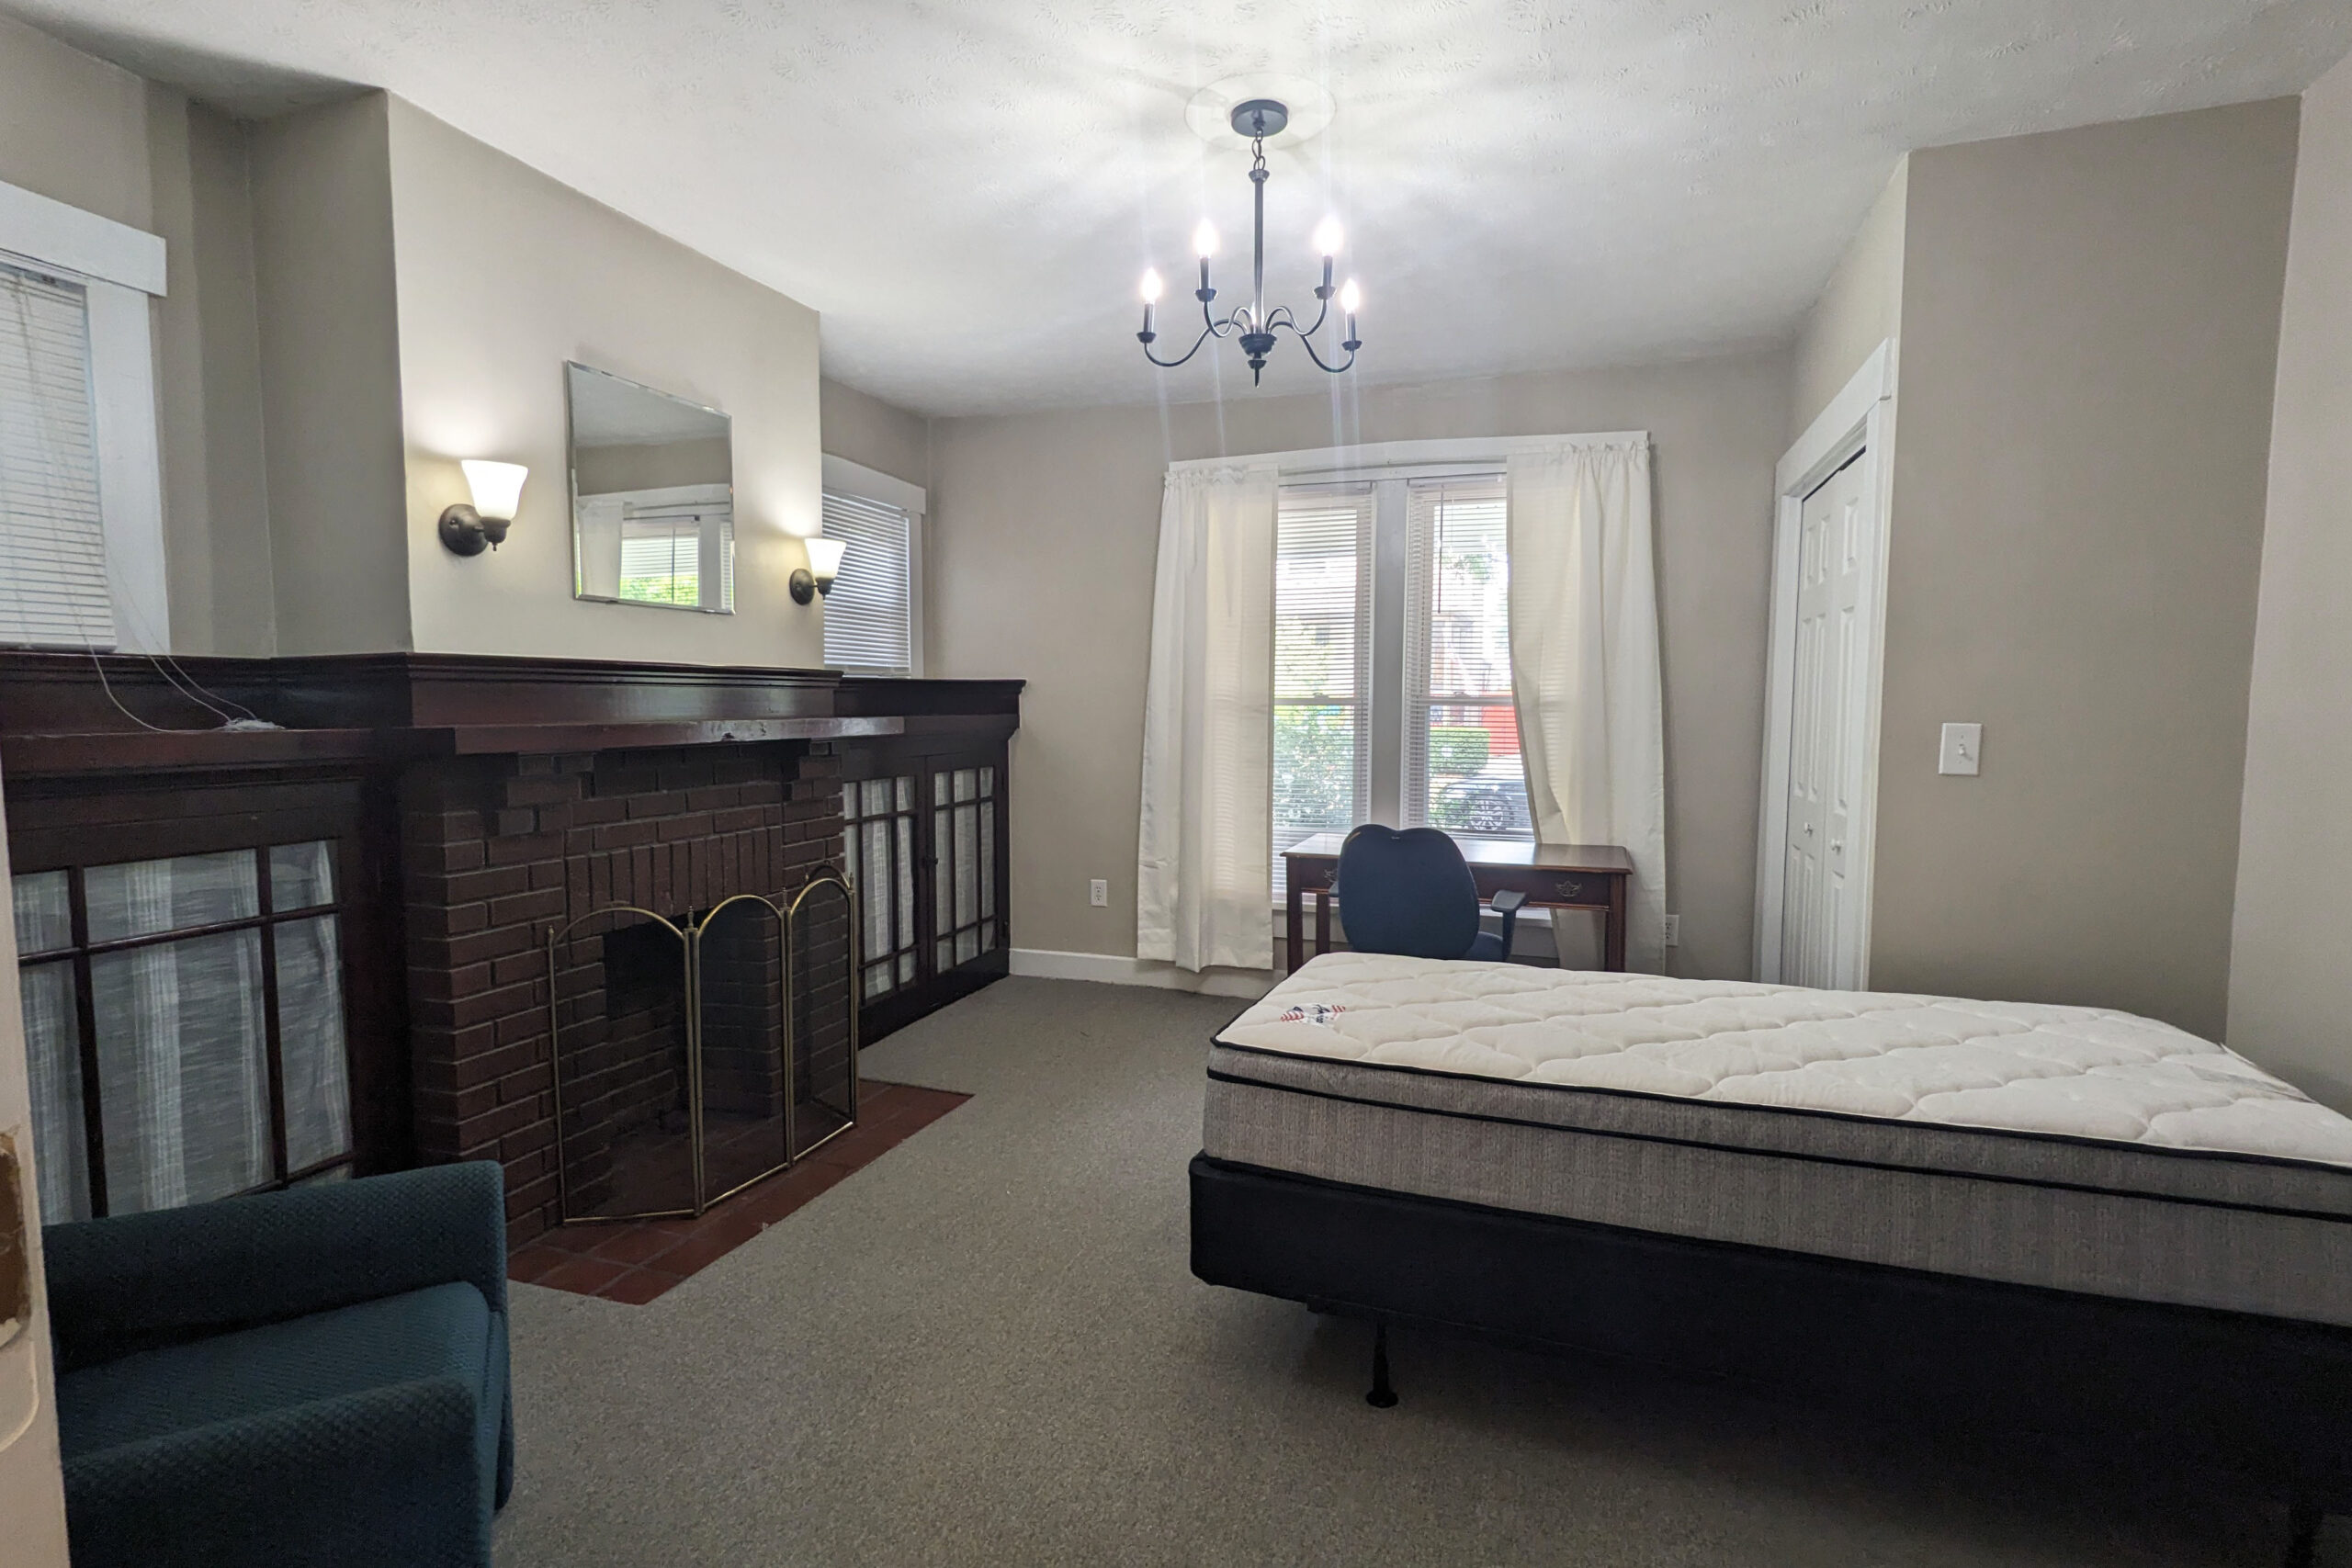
[{"x1": 1281, "y1": 832, "x2": 1635, "y2": 976}]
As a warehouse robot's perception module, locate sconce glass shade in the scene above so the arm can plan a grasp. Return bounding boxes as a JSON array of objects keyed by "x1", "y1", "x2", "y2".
[
  {"x1": 804, "y1": 536, "x2": 847, "y2": 584},
  {"x1": 461, "y1": 460, "x2": 528, "y2": 523}
]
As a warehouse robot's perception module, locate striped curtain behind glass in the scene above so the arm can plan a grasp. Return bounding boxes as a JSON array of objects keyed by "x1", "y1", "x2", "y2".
[
  {"x1": 819, "y1": 490, "x2": 912, "y2": 673},
  {"x1": 0, "y1": 263, "x2": 114, "y2": 649}
]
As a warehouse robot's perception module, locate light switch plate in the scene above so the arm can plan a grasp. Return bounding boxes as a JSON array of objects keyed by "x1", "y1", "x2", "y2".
[
  {"x1": 1939, "y1": 722, "x2": 1983, "y2": 776},
  {"x1": 1089, "y1": 878, "x2": 1108, "y2": 908}
]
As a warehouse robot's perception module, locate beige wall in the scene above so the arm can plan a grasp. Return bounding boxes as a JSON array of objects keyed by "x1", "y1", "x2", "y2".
[
  {"x1": 148, "y1": 92, "x2": 276, "y2": 655},
  {"x1": 820, "y1": 377, "x2": 930, "y2": 491},
  {"x1": 388, "y1": 97, "x2": 823, "y2": 667},
  {"x1": 1869, "y1": 100, "x2": 2299, "y2": 1039},
  {"x1": 2, "y1": 20, "x2": 276, "y2": 657},
  {"x1": 2228, "y1": 57, "x2": 2352, "y2": 1110},
  {"x1": 0, "y1": 12, "x2": 149, "y2": 229},
  {"x1": 1789, "y1": 158, "x2": 1907, "y2": 438},
  {"x1": 250, "y1": 95, "x2": 413, "y2": 654},
  {"x1": 931, "y1": 352, "x2": 1789, "y2": 978}
]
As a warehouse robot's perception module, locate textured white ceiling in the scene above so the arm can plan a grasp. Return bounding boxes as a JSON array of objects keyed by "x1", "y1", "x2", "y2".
[{"x1": 15, "y1": 0, "x2": 2352, "y2": 417}]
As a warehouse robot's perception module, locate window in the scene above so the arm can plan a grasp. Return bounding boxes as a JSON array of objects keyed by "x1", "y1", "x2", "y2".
[
  {"x1": 1272, "y1": 484, "x2": 1372, "y2": 890},
  {"x1": 1269, "y1": 466, "x2": 1530, "y2": 897},
  {"x1": 820, "y1": 490, "x2": 913, "y2": 672},
  {"x1": 0, "y1": 176, "x2": 170, "y2": 651},
  {"x1": 818, "y1": 453, "x2": 924, "y2": 676},
  {"x1": 0, "y1": 265, "x2": 114, "y2": 648},
  {"x1": 13, "y1": 841, "x2": 356, "y2": 1222},
  {"x1": 1405, "y1": 478, "x2": 1530, "y2": 839}
]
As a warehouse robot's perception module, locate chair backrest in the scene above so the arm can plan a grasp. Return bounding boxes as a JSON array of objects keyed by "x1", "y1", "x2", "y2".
[{"x1": 1333, "y1": 825, "x2": 1480, "y2": 960}]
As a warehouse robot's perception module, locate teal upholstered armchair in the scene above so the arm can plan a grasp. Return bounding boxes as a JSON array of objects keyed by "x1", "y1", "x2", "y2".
[{"x1": 41, "y1": 1161, "x2": 514, "y2": 1568}]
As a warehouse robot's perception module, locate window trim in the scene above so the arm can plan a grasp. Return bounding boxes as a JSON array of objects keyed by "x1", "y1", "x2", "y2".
[
  {"x1": 819, "y1": 453, "x2": 924, "y2": 677},
  {"x1": 1, "y1": 176, "x2": 171, "y2": 653}
]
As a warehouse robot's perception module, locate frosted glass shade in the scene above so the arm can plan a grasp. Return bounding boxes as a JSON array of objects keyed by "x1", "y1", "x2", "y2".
[
  {"x1": 460, "y1": 460, "x2": 528, "y2": 523},
  {"x1": 804, "y1": 535, "x2": 848, "y2": 583}
]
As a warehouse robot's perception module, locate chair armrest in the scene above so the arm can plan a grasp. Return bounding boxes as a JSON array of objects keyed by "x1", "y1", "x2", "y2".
[
  {"x1": 1489, "y1": 889, "x2": 1527, "y2": 959},
  {"x1": 64, "y1": 1379, "x2": 487, "y2": 1568},
  {"x1": 44, "y1": 1162, "x2": 507, "y2": 1372}
]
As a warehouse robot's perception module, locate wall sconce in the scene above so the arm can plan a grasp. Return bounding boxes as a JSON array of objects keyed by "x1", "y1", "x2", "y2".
[
  {"x1": 438, "y1": 460, "x2": 529, "y2": 556},
  {"x1": 790, "y1": 536, "x2": 847, "y2": 604}
]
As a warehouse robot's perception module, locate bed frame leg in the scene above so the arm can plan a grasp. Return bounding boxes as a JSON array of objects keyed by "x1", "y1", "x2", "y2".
[
  {"x1": 2284, "y1": 1500, "x2": 2322, "y2": 1568},
  {"x1": 1365, "y1": 1321, "x2": 1398, "y2": 1409}
]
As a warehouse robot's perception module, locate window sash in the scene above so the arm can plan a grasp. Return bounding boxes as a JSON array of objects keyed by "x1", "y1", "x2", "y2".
[
  {"x1": 820, "y1": 489, "x2": 914, "y2": 673},
  {"x1": 1273, "y1": 484, "x2": 1374, "y2": 896},
  {"x1": 0, "y1": 262, "x2": 115, "y2": 649}
]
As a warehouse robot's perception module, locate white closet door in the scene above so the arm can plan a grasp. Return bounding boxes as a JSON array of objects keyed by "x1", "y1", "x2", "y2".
[{"x1": 1781, "y1": 451, "x2": 1871, "y2": 989}]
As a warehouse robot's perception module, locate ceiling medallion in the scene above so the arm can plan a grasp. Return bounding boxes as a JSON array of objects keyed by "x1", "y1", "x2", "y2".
[{"x1": 1136, "y1": 96, "x2": 1361, "y2": 385}]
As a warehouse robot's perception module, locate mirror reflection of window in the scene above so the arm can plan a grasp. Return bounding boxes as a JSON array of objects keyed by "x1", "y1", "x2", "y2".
[{"x1": 566, "y1": 363, "x2": 735, "y2": 613}]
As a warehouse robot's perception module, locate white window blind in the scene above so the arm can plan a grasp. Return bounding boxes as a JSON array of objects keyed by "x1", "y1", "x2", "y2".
[
  {"x1": 1404, "y1": 476, "x2": 1530, "y2": 840},
  {"x1": 820, "y1": 489, "x2": 913, "y2": 673},
  {"x1": 1272, "y1": 483, "x2": 1374, "y2": 895},
  {"x1": 0, "y1": 263, "x2": 115, "y2": 649}
]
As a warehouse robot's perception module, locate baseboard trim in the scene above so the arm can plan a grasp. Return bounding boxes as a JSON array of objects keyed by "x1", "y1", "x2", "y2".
[{"x1": 1009, "y1": 948, "x2": 1277, "y2": 999}]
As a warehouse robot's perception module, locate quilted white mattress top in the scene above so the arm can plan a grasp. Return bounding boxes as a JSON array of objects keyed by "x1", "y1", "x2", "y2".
[{"x1": 1218, "y1": 953, "x2": 2352, "y2": 1169}]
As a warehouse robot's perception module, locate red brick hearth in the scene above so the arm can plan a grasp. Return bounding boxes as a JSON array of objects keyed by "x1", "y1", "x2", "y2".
[
  {"x1": 508, "y1": 1079, "x2": 969, "y2": 1303},
  {"x1": 401, "y1": 740, "x2": 847, "y2": 1245}
]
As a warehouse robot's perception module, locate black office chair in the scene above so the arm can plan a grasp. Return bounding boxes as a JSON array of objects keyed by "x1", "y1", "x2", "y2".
[{"x1": 1333, "y1": 825, "x2": 1527, "y2": 962}]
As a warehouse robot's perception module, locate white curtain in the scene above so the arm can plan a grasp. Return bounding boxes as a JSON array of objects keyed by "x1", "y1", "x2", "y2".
[
  {"x1": 1506, "y1": 439, "x2": 1668, "y2": 972},
  {"x1": 1136, "y1": 463, "x2": 1280, "y2": 972}
]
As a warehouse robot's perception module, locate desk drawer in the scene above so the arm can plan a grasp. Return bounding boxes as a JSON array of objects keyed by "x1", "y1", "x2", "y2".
[{"x1": 1487, "y1": 870, "x2": 1615, "y2": 908}]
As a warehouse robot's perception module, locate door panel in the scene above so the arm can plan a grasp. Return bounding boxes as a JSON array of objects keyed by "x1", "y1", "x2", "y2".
[{"x1": 1781, "y1": 451, "x2": 1871, "y2": 990}]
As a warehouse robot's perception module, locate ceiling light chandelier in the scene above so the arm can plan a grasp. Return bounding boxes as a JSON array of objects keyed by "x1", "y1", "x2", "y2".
[{"x1": 1136, "y1": 97, "x2": 1361, "y2": 385}]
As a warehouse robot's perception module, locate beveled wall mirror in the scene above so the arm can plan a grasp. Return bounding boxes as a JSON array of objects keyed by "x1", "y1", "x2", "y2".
[{"x1": 567, "y1": 362, "x2": 735, "y2": 613}]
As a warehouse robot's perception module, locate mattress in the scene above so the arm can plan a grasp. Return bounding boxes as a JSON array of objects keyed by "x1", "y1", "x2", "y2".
[{"x1": 1205, "y1": 953, "x2": 2352, "y2": 1325}]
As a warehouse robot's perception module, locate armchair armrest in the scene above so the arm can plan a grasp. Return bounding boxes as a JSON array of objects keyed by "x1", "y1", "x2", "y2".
[
  {"x1": 44, "y1": 1162, "x2": 507, "y2": 1372},
  {"x1": 1489, "y1": 889, "x2": 1528, "y2": 959}
]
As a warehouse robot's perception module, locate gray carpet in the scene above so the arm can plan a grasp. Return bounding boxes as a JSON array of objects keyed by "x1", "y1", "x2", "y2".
[{"x1": 494, "y1": 977, "x2": 2341, "y2": 1566}]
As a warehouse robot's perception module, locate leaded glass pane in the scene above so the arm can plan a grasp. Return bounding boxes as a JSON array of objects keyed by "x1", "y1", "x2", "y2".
[
  {"x1": 865, "y1": 962, "x2": 891, "y2": 999},
  {"x1": 954, "y1": 804, "x2": 978, "y2": 927},
  {"x1": 863, "y1": 820, "x2": 890, "y2": 956},
  {"x1": 268, "y1": 841, "x2": 335, "y2": 911},
  {"x1": 956, "y1": 928, "x2": 978, "y2": 965},
  {"x1": 933, "y1": 772, "x2": 948, "y2": 806},
  {"x1": 934, "y1": 808, "x2": 952, "y2": 929},
  {"x1": 979, "y1": 766, "x2": 994, "y2": 797},
  {"x1": 895, "y1": 775, "x2": 913, "y2": 811},
  {"x1": 895, "y1": 816, "x2": 915, "y2": 949},
  {"x1": 91, "y1": 928, "x2": 270, "y2": 1213},
  {"x1": 12, "y1": 869, "x2": 70, "y2": 956},
  {"x1": 862, "y1": 779, "x2": 889, "y2": 816},
  {"x1": 898, "y1": 952, "x2": 914, "y2": 984},
  {"x1": 86, "y1": 852, "x2": 258, "y2": 943},
  {"x1": 277, "y1": 915, "x2": 352, "y2": 1172},
  {"x1": 979, "y1": 799, "x2": 995, "y2": 919},
  {"x1": 20, "y1": 958, "x2": 87, "y2": 1221},
  {"x1": 954, "y1": 768, "x2": 977, "y2": 803},
  {"x1": 841, "y1": 781, "x2": 857, "y2": 820}
]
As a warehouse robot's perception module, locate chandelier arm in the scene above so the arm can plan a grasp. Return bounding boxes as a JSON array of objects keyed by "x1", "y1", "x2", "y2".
[
  {"x1": 1203, "y1": 297, "x2": 1244, "y2": 338},
  {"x1": 1143, "y1": 323, "x2": 1220, "y2": 368},
  {"x1": 1294, "y1": 295, "x2": 1331, "y2": 339},
  {"x1": 1276, "y1": 318, "x2": 1357, "y2": 374}
]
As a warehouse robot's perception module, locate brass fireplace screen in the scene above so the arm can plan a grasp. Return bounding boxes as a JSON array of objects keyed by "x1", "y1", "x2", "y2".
[{"x1": 545, "y1": 873, "x2": 857, "y2": 1224}]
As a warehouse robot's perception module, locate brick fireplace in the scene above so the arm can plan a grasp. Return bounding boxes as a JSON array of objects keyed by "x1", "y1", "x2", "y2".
[{"x1": 401, "y1": 741, "x2": 846, "y2": 1244}]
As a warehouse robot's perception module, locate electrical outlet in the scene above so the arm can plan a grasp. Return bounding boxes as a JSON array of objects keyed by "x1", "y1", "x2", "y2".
[
  {"x1": 1089, "y1": 878, "x2": 1108, "y2": 908},
  {"x1": 1662, "y1": 914, "x2": 1680, "y2": 948}
]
